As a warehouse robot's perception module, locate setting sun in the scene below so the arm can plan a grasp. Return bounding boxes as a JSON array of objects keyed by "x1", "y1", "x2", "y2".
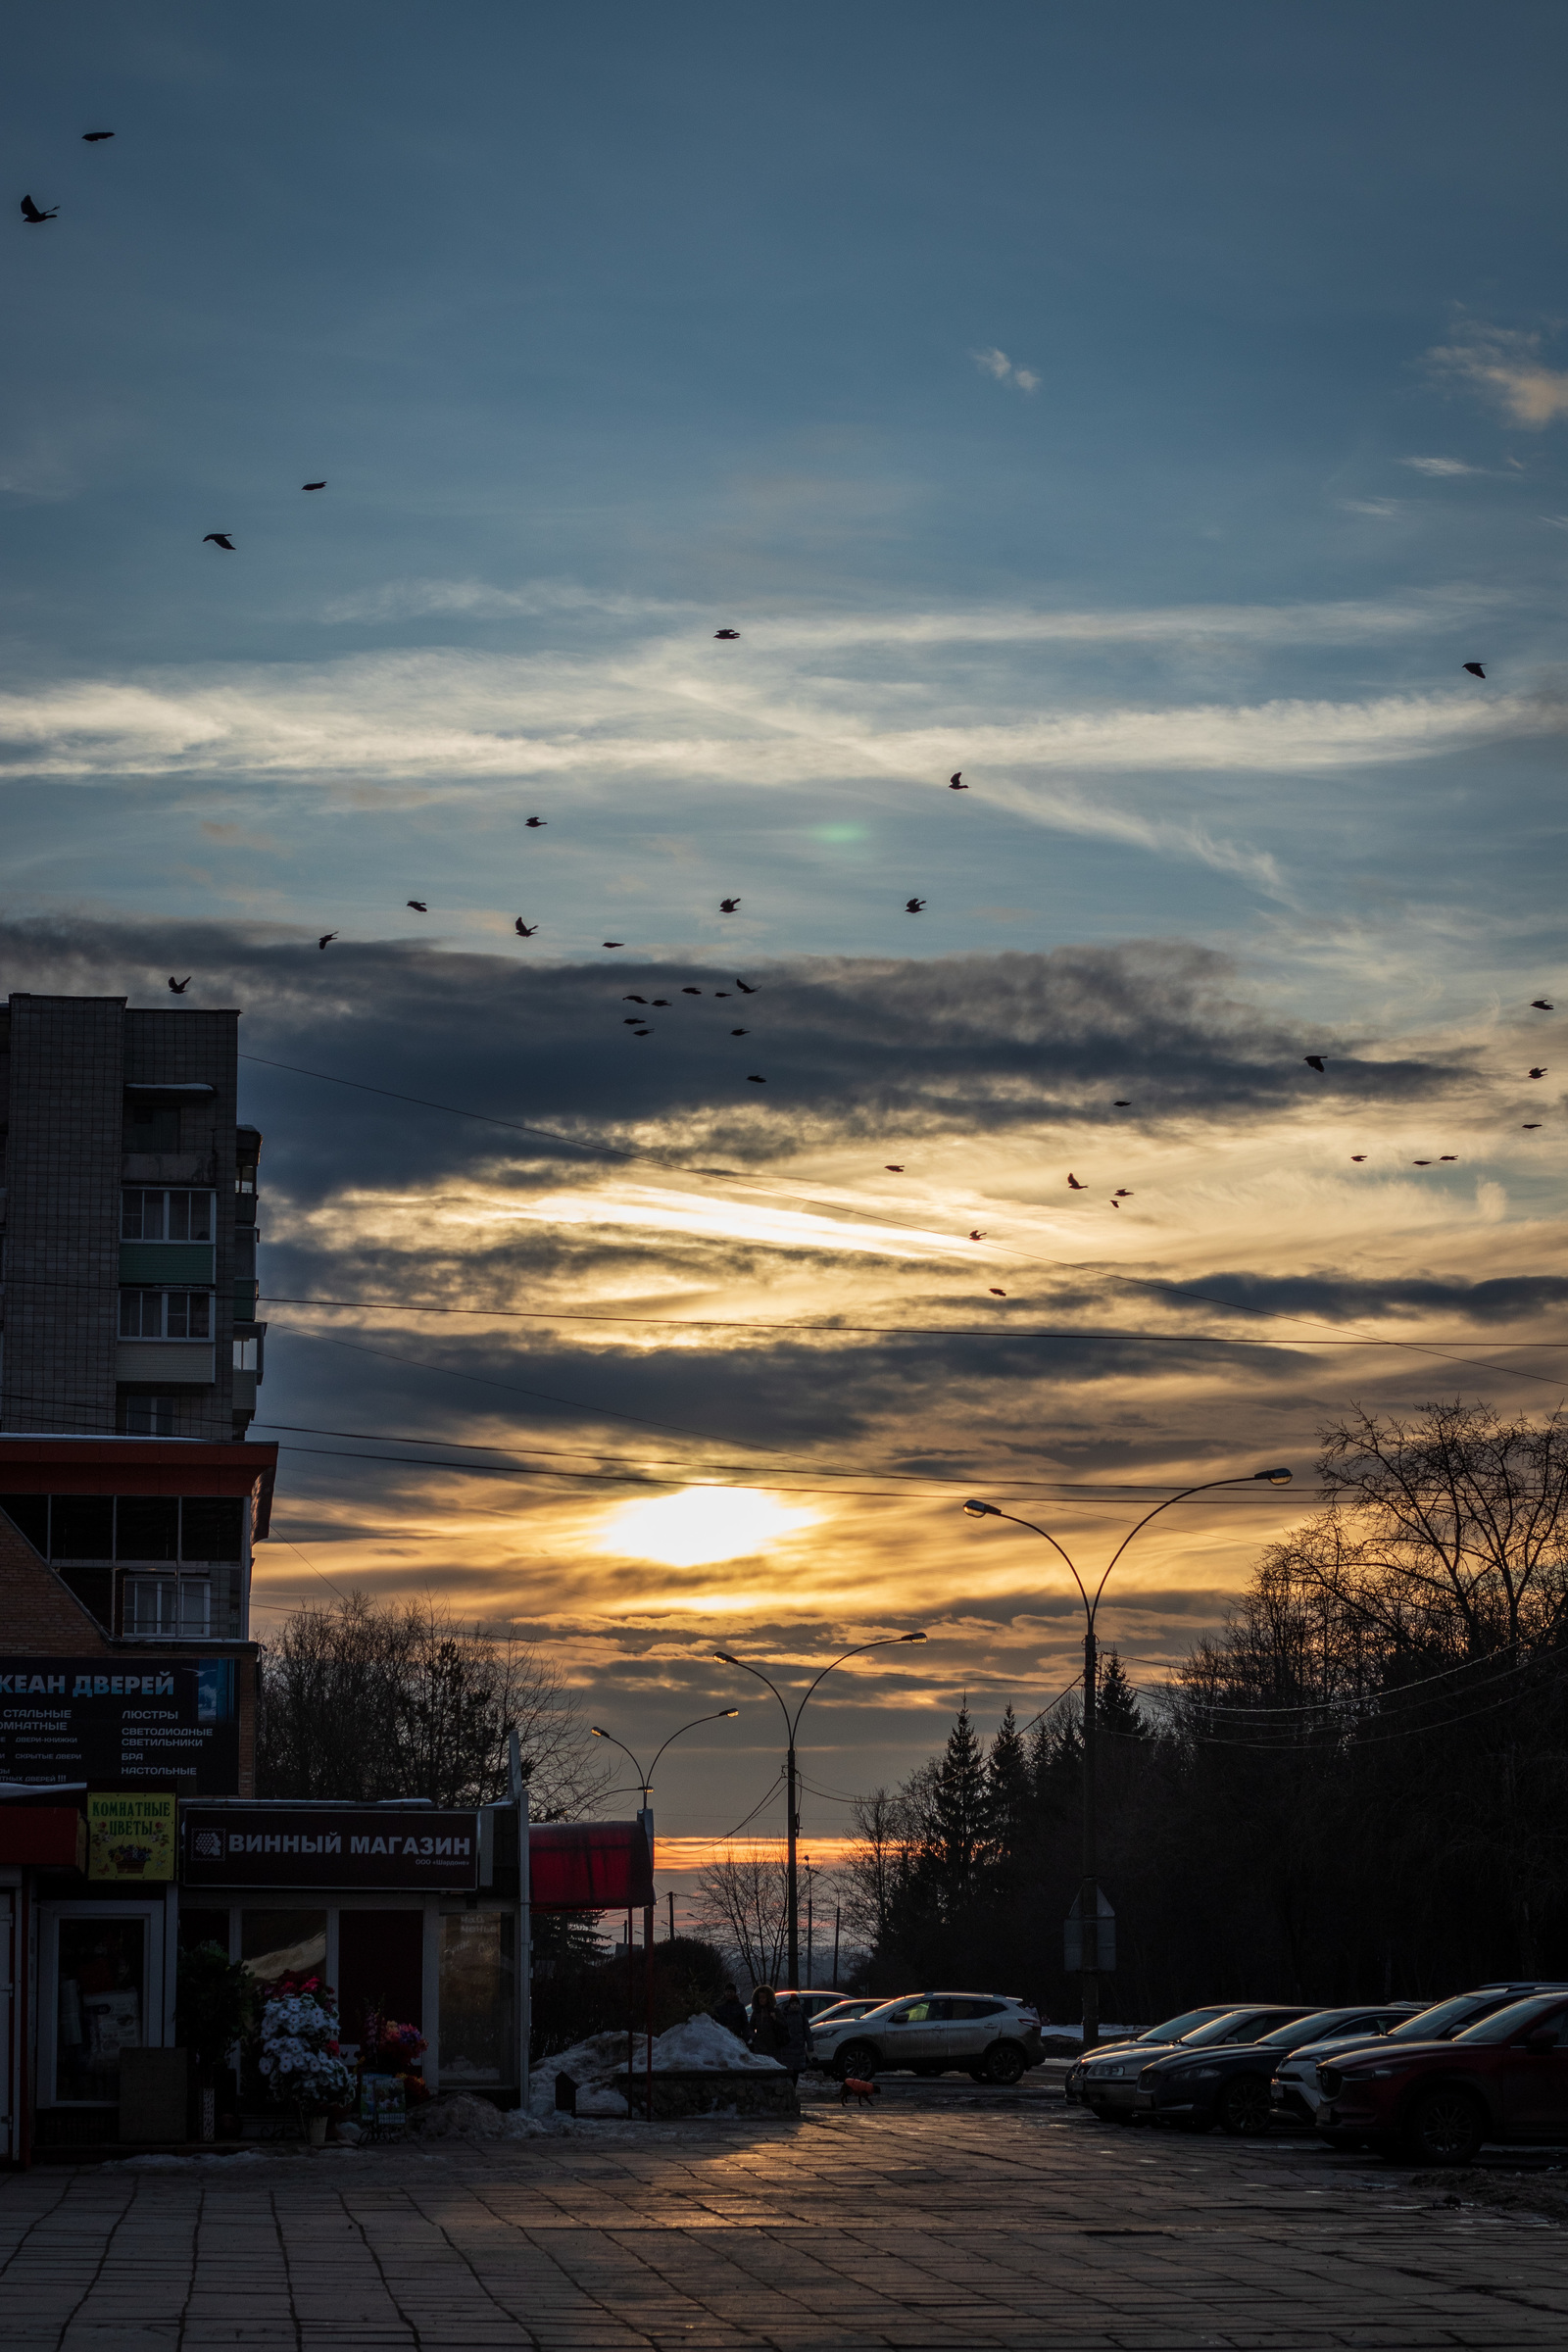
[{"x1": 590, "y1": 1486, "x2": 820, "y2": 1568}]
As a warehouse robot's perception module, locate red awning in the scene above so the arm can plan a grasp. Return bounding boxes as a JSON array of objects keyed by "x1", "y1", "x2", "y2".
[
  {"x1": 0, "y1": 1808, "x2": 86, "y2": 1869},
  {"x1": 529, "y1": 1820, "x2": 654, "y2": 1912}
]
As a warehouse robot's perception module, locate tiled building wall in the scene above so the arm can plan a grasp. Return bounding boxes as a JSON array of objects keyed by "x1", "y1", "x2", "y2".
[
  {"x1": 123, "y1": 1009, "x2": 241, "y2": 1439},
  {"x1": 1, "y1": 998, "x2": 124, "y2": 1435}
]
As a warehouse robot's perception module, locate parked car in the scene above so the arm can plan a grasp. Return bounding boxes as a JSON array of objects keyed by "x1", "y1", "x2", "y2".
[
  {"x1": 804, "y1": 1996, "x2": 883, "y2": 2030},
  {"x1": 812, "y1": 1991, "x2": 1044, "y2": 2084},
  {"x1": 772, "y1": 1989, "x2": 858, "y2": 2026},
  {"x1": 1080, "y1": 2007, "x2": 1311, "y2": 2123},
  {"x1": 1316, "y1": 1990, "x2": 1568, "y2": 2164},
  {"x1": 1067, "y1": 2007, "x2": 1246, "y2": 2104},
  {"x1": 1134, "y1": 2006, "x2": 1411, "y2": 2135},
  {"x1": 1272, "y1": 1984, "x2": 1565, "y2": 2127}
]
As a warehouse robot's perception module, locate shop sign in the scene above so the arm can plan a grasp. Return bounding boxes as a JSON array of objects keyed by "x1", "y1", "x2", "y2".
[
  {"x1": 88, "y1": 1790, "x2": 176, "y2": 1882},
  {"x1": 0, "y1": 1656, "x2": 240, "y2": 1793},
  {"x1": 182, "y1": 1805, "x2": 480, "y2": 1889}
]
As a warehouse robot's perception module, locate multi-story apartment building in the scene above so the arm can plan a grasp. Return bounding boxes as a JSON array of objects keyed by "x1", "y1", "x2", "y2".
[{"x1": 0, "y1": 993, "x2": 265, "y2": 1443}]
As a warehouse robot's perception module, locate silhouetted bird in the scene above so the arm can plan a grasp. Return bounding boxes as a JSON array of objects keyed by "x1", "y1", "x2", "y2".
[
  {"x1": 906, "y1": 898, "x2": 926, "y2": 912},
  {"x1": 525, "y1": 816, "x2": 545, "y2": 826},
  {"x1": 1113, "y1": 1100, "x2": 1130, "y2": 1106},
  {"x1": 624, "y1": 995, "x2": 647, "y2": 1004},
  {"x1": 747, "y1": 1073, "x2": 765, "y2": 1083},
  {"x1": 1530, "y1": 1066, "x2": 1547, "y2": 1079},
  {"x1": 1304, "y1": 1054, "x2": 1325, "y2": 1072},
  {"x1": 714, "y1": 628, "x2": 740, "y2": 640},
  {"x1": 990, "y1": 1288, "x2": 1005, "y2": 1297},
  {"x1": 604, "y1": 941, "x2": 624, "y2": 949},
  {"x1": 1440, "y1": 1154, "x2": 1457, "y2": 1160},
  {"x1": 1413, "y1": 1159, "x2": 1432, "y2": 1166},
  {"x1": 1067, "y1": 1174, "x2": 1085, "y2": 1190},
  {"x1": 736, "y1": 977, "x2": 758, "y2": 993},
  {"x1": 1463, "y1": 662, "x2": 1486, "y2": 679},
  {"x1": 1524, "y1": 1123, "x2": 1543, "y2": 1129},
  {"x1": 651, "y1": 998, "x2": 670, "y2": 1005},
  {"x1": 203, "y1": 533, "x2": 235, "y2": 550},
  {"x1": 719, "y1": 898, "x2": 740, "y2": 912},
  {"x1": 1350, "y1": 1153, "x2": 1366, "y2": 1161},
  {"x1": 318, "y1": 933, "x2": 337, "y2": 950},
  {"x1": 82, "y1": 131, "x2": 115, "y2": 142},
  {"x1": 885, "y1": 1164, "x2": 904, "y2": 1172},
  {"x1": 1110, "y1": 1198, "x2": 1120, "y2": 1207},
  {"x1": 20, "y1": 196, "x2": 57, "y2": 222},
  {"x1": 303, "y1": 481, "x2": 325, "y2": 491},
  {"x1": 407, "y1": 900, "x2": 427, "y2": 912},
  {"x1": 968, "y1": 1229, "x2": 986, "y2": 1241},
  {"x1": 682, "y1": 986, "x2": 702, "y2": 996},
  {"x1": 949, "y1": 772, "x2": 966, "y2": 789},
  {"x1": 1533, "y1": 1000, "x2": 1554, "y2": 1011},
  {"x1": 713, "y1": 990, "x2": 731, "y2": 998},
  {"x1": 514, "y1": 919, "x2": 537, "y2": 937},
  {"x1": 623, "y1": 1018, "x2": 644, "y2": 1027},
  {"x1": 731, "y1": 1028, "x2": 748, "y2": 1036},
  {"x1": 1112, "y1": 1189, "x2": 1133, "y2": 1199},
  {"x1": 168, "y1": 976, "x2": 191, "y2": 995}
]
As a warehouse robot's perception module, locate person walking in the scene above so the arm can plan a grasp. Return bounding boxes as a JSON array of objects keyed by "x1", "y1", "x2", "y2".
[{"x1": 711, "y1": 1982, "x2": 751, "y2": 2043}]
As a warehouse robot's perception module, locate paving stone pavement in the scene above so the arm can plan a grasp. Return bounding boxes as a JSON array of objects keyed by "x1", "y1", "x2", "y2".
[{"x1": 3, "y1": 2096, "x2": 1567, "y2": 2352}]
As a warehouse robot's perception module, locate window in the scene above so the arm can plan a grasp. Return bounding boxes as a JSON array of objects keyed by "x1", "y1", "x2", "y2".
[
  {"x1": 124, "y1": 1102, "x2": 180, "y2": 1152},
  {"x1": 49, "y1": 1496, "x2": 115, "y2": 1561},
  {"x1": 116, "y1": 1495, "x2": 179, "y2": 1560},
  {"x1": 122, "y1": 1189, "x2": 214, "y2": 1242},
  {"x1": 181, "y1": 1497, "x2": 243, "y2": 1562},
  {"x1": 241, "y1": 1911, "x2": 326, "y2": 1984},
  {"x1": 440, "y1": 1915, "x2": 516, "y2": 2086},
  {"x1": 56, "y1": 1916, "x2": 147, "y2": 2101},
  {"x1": 120, "y1": 1396, "x2": 176, "y2": 1437},
  {"x1": 120, "y1": 1290, "x2": 212, "y2": 1340},
  {"x1": 124, "y1": 1576, "x2": 210, "y2": 1638}
]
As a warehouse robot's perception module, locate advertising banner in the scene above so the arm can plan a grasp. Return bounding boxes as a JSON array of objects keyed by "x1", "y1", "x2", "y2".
[
  {"x1": 88, "y1": 1790, "x2": 177, "y2": 1881},
  {"x1": 0, "y1": 1658, "x2": 240, "y2": 1793},
  {"x1": 183, "y1": 1804, "x2": 480, "y2": 1889}
]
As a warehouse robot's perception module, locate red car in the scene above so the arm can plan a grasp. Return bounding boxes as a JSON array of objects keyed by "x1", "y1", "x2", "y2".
[{"x1": 1316, "y1": 1991, "x2": 1568, "y2": 2164}]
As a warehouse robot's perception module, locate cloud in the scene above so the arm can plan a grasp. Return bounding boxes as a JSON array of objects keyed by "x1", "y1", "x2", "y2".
[
  {"x1": 1338, "y1": 499, "x2": 1398, "y2": 518},
  {"x1": 1427, "y1": 323, "x2": 1568, "y2": 428},
  {"x1": 973, "y1": 347, "x2": 1039, "y2": 394},
  {"x1": 1398, "y1": 457, "x2": 1480, "y2": 477}
]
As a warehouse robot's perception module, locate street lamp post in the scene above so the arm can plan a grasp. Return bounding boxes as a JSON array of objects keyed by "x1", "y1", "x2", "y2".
[
  {"x1": 962, "y1": 1467, "x2": 1291, "y2": 2049},
  {"x1": 589, "y1": 1708, "x2": 740, "y2": 2115},
  {"x1": 712, "y1": 1634, "x2": 928, "y2": 1987}
]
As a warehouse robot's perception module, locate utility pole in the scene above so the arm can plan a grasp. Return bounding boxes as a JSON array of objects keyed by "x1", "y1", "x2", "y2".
[
  {"x1": 805, "y1": 1860, "x2": 813, "y2": 1990},
  {"x1": 667, "y1": 1890, "x2": 675, "y2": 1941},
  {"x1": 785, "y1": 1735, "x2": 799, "y2": 1985},
  {"x1": 831, "y1": 1904, "x2": 841, "y2": 1989},
  {"x1": 1080, "y1": 1621, "x2": 1100, "y2": 2048}
]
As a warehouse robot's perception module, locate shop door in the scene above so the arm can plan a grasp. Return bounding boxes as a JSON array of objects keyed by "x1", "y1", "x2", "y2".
[
  {"x1": 43, "y1": 1903, "x2": 166, "y2": 2107},
  {"x1": 338, "y1": 1911, "x2": 424, "y2": 2055},
  {"x1": 0, "y1": 1893, "x2": 14, "y2": 2163}
]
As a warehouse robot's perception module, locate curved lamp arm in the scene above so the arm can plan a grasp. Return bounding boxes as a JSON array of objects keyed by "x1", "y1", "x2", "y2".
[
  {"x1": 961, "y1": 1508, "x2": 1092, "y2": 1615},
  {"x1": 712, "y1": 1652, "x2": 796, "y2": 1742},
  {"x1": 589, "y1": 1725, "x2": 649, "y2": 1800},
  {"x1": 793, "y1": 1633, "x2": 928, "y2": 1731},
  {"x1": 647, "y1": 1708, "x2": 740, "y2": 1785}
]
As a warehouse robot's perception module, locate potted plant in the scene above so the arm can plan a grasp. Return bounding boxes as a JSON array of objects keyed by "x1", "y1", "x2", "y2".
[
  {"x1": 257, "y1": 1970, "x2": 355, "y2": 2145},
  {"x1": 176, "y1": 1941, "x2": 260, "y2": 2142}
]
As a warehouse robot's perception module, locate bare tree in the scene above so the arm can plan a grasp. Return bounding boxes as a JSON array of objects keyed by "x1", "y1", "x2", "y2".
[
  {"x1": 256, "y1": 1591, "x2": 611, "y2": 1814},
  {"x1": 691, "y1": 1846, "x2": 791, "y2": 1990}
]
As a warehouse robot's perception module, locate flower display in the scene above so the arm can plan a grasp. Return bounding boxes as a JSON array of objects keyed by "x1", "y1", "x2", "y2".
[{"x1": 258, "y1": 1973, "x2": 356, "y2": 2112}]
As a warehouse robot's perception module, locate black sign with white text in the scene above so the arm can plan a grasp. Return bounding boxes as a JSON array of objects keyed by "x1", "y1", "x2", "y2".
[
  {"x1": 182, "y1": 1804, "x2": 480, "y2": 1888},
  {"x1": 0, "y1": 1657, "x2": 240, "y2": 1792}
]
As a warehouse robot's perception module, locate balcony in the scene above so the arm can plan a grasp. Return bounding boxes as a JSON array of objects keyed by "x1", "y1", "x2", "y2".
[{"x1": 116, "y1": 1341, "x2": 215, "y2": 1384}]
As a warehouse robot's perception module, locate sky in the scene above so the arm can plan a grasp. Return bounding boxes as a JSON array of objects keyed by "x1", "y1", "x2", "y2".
[{"x1": 4, "y1": 1, "x2": 1568, "y2": 1925}]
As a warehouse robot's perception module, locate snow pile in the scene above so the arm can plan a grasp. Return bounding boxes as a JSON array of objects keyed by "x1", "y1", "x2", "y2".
[
  {"x1": 415, "y1": 2093, "x2": 506, "y2": 2140},
  {"x1": 652, "y1": 2014, "x2": 782, "y2": 2072}
]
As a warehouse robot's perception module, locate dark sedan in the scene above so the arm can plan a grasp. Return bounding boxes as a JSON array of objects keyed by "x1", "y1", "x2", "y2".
[
  {"x1": 1272, "y1": 1983, "x2": 1566, "y2": 2127},
  {"x1": 1134, "y1": 2007, "x2": 1405, "y2": 2135},
  {"x1": 1080, "y1": 2007, "x2": 1306, "y2": 2120},
  {"x1": 1068, "y1": 2006, "x2": 1241, "y2": 2105},
  {"x1": 1316, "y1": 1991, "x2": 1568, "y2": 2164}
]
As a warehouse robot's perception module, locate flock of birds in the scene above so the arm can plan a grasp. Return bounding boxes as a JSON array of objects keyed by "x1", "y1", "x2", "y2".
[{"x1": 24, "y1": 142, "x2": 1545, "y2": 1258}]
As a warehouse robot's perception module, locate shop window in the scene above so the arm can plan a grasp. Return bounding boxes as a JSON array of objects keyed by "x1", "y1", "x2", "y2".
[
  {"x1": 49, "y1": 1495, "x2": 115, "y2": 1561},
  {"x1": 56, "y1": 1917, "x2": 146, "y2": 2101},
  {"x1": 240, "y1": 1911, "x2": 326, "y2": 1986},
  {"x1": 116, "y1": 1494, "x2": 180, "y2": 1561},
  {"x1": 181, "y1": 1496, "x2": 243, "y2": 1563},
  {"x1": 439, "y1": 1914, "x2": 515, "y2": 2087}
]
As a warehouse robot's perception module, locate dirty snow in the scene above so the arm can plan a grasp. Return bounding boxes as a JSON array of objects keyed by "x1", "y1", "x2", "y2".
[{"x1": 524, "y1": 2017, "x2": 779, "y2": 2120}]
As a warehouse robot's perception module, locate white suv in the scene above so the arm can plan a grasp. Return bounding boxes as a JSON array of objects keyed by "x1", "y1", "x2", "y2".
[{"x1": 811, "y1": 1991, "x2": 1044, "y2": 2085}]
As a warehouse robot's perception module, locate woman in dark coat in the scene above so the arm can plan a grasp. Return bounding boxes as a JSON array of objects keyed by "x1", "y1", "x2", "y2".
[
  {"x1": 749, "y1": 1984, "x2": 788, "y2": 2062},
  {"x1": 779, "y1": 1995, "x2": 809, "y2": 2082}
]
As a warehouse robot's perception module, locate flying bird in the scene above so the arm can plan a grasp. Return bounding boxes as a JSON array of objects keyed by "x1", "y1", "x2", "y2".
[
  {"x1": 203, "y1": 533, "x2": 235, "y2": 550},
  {"x1": 168, "y1": 976, "x2": 191, "y2": 995},
  {"x1": 1524, "y1": 1123, "x2": 1543, "y2": 1129},
  {"x1": 1112, "y1": 1189, "x2": 1133, "y2": 1199},
  {"x1": 713, "y1": 990, "x2": 731, "y2": 998},
  {"x1": 719, "y1": 897, "x2": 740, "y2": 912},
  {"x1": 1440, "y1": 1154, "x2": 1457, "y2": 1161},
  {"x1": 682, "y1": 986, "x2": 702, "y2": 996},
  {"x1": 885, "y1": 1164, "x2": 904, "y2": 1172},
  {"x1": 989, "y1": 1288, "x2": 1005, "y2": 1298},
  {"x1": 302, "y1": 481, "x2": 326, "y2": 491},
  {"x1": 20, "y1": 196, "x2": 58, "y2": 222},
  {"x1": 406, "y1": 900, "x2": 427, "y2": 912},
  {"x1": 949, "y1": 772, "x2": 967, "y2": 789},
  {"x1": 731, "y1": 1028, "x2": 749, "y2": 1036},
  {"x1": 604, "y1": 941, "x2": 624, "y2": 949},
  {"x1": 1413, "y1": 1159, "x2": 1432, "y2": 1166},
  {"x1": 514, "y1": 919, "x2": 537, "y2": 937},
  {"x1": 525, "y1": 816, "x2": 546, "y2": 827},
  {"x1": 1304, "y1": 1054, "x2": 1325, "y2": 1072},
  {"x1": 968, "y1": 1229, "x2": 986, "y2": 1241},
  {"x1": 905, "y1": 898, "x2": 926, "y2": 913},
  {"x1": 651, "y1": 998, "x2": 670, "y2": 1005},
  {"x1": 1066, "y1": 1174, "x2": 1085, "y2": 1190},
  {"x1": 623, "y1": 1018, "x2": 644, "y2": 1027},
  {"x1": 623, "y1": 995, "x2": 647, "y2": 1004},
  {"x1": 1463, "y1": 662, "x2": 1486, "y2": 679},
  {"x1": 735, "y1": 977, "x2": 758, "y2": 993},
  {"x1": 1350, "y1": 1153, "x2": 1366, "y2": 1162},
  {"x1": 1529, "y1": 1066, "x2": 1547, "y2": 1079},
  {"x1": 746, "y1": 1073, "x2": 766, "y2": 1083},
  {"x1": 714, "y1": 628, "x2": 740, "y2": 640},
  {"x1": 1110, "y1": 1197, "x2": 1120, "y2": 1206},
  {"x1": 1113, "y1": 1100, "x2": 1130, "y2": 1106},
  {"x1": 82, "y1": 131, "x2": 115, "y2": 142},
  {"x1": 1533, "y1": 1000, "x2": 1554, "y2": 1011},
  {"x1": 317, "y1": 933, "x2": 337, "y2": 950}
]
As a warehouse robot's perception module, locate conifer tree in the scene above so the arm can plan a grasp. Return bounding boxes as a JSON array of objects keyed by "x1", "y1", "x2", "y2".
[
  {"x1": 1097, "y1": 1649, "x2": 1146, "y2": 1739},
  {"x1": 986, "y1": 1703, "x2": 1033, "y2": 1883},
  {"x1": 930, "y1": 1703, "x2": 988, "y2": 1912}
]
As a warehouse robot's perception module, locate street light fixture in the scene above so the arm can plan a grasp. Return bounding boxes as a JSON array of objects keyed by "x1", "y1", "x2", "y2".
[
  {"x1": 711, "y1": 1632, "x2": 928, "y2": 1986},
  {"x1": 961, "y1": 1467, "x2": 1291, "y2": 2048}
]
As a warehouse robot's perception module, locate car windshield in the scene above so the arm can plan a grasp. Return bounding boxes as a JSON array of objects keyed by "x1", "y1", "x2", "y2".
[
  {"x1": 1389, "y1": 1993, "x2": 1505, "y2": 2040},
  {"x1": 1145, "y1": 2006, "x2": 1227, "y2": 2041},
  {"x1": 1255, "y1": 2009, "x2": 1363, "y2": 2050},
  {"x1": 1171, "y1": 2010, "x2": 1269, "y2": 2048},
  {"x1": 1453, "y1": 1995, "x2": 1566, "y2": 2045}
]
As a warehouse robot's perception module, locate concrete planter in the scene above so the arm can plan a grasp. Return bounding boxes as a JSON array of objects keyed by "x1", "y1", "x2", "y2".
[{"x1": 612, "y1": 2068, "x2": 800, "y2": 2120}]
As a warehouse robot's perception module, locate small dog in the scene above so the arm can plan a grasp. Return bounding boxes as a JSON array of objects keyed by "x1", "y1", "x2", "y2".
[{"x1": 839, "y1": 2076, "x2": 880, "y2": 2109}]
